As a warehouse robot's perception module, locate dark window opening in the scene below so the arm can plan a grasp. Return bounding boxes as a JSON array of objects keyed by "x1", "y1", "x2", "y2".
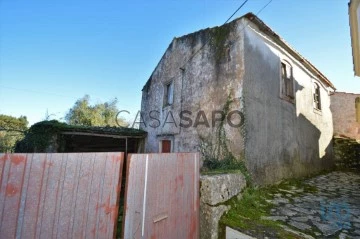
[
  {"x1": 281, "y1": 61, "x2": 294, "y2": 100},
  {"x1": 164, "y1": 81, "x2": 174, "y2": 106},
  {"x1": 313, "y1": 83, "x2": 321, "y2": 111}
]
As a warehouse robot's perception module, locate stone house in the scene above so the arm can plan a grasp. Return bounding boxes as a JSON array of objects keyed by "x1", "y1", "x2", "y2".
[
  {"x1": 140, "y1": 13, "x2": 336, "y2": 184},
  {"x1": 331, "y1": 92, "x2": 360, "y2": 140}
]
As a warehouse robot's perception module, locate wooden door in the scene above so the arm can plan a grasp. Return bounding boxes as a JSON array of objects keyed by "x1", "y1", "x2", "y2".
[{"x1": 161, "y1": 140, "x2": 171, "y2": 153}]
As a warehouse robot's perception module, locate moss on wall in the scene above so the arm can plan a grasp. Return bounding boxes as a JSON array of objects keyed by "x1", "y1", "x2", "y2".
[
  {"x1": 199, "y1": 93, "x2": 250, "y2": 183},
  {"x1": 333, "y1": 136, "x2": 360, "y2": 170},
  {"x1": 209, "y1": 23, "x2": 234, "y2": 64},
  {"x1": 15, "y1": 121, "x2": 66, "y2": 152}
]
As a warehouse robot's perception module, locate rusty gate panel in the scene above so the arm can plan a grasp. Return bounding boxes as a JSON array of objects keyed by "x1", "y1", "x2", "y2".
[
  {"x1": 0, "y1": 152, "x2": 124, "y2": 239},
  {"x1": 123, "y1": 153, "x2": 200, "y2": 239}
]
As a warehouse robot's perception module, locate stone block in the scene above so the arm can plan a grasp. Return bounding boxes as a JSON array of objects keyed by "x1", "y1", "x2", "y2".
[
  {"x1": 200, "y1": 203, "x2": 229, "y2": 239},
  {"x1": 200, "y1": 173, "x2": 246, "y2": 205},
  {"x1": 226, "y1": 227, "x2": 256, "y2": 239},
  {"x1": 199, "y1": 173, "x2": 247, "y2": 239}
]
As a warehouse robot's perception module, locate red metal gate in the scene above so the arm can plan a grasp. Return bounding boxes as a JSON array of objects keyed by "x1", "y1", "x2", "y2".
[
  {"x1": 123, "y1": 153, "x2": 200, "y2": 239},
  {"x1": 0, "y1": 153, "x2": 124, "y2": 239}
]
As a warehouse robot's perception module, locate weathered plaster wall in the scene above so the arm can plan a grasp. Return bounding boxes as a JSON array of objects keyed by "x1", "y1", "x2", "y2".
[
  {"x1": 331, "y1": 92, "x2": 360, "y2": 140},
  {"x1": 141, "y1": 19, "x2": 246, "y2": 162},
  {"x1": 242, "y1": 20, "x2": 334, "y2": 185},
  {"x1": 141, "y1": 17, "x2": 335, "y2": 185}
]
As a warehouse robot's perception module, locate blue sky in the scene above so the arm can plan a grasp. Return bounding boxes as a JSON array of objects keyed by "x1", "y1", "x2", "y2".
[{"x1": 0, "y1": 0, "x2": 358, "y2": 126}]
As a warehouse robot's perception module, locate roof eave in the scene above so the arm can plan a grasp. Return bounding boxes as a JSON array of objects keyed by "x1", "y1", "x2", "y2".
[{"x1": 244, "y1": 13, "x2": 336, "y2": 90}]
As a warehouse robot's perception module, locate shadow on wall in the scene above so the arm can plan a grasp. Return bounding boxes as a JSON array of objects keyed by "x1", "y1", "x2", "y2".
[
  {"x1": 243, "y1": 36, "x2": 334, "y2": 185},
  {"x1": 291, "y1": 113, "x2": 333, "y2": 176},
  {"x1": 293, "y1": 80, "x2": 334, "y2": 176},
  {"x1": 250, "y1": 112, "x2": 334, "y2": 185}
]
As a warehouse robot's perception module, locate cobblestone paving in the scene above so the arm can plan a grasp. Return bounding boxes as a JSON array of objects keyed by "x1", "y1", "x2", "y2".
[{"x1": 266, "y1": 171, "x2": 360, "y2": 238}]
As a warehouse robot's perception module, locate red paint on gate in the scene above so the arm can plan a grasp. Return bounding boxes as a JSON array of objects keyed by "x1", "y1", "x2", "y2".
[
  {"x1": 188, "y1": 213, "x2": 198, "y2": 238},
  {"x1": 5, "y1": 183, "x2": 19, "y2": 197},
  {"x1": 112, "y1": 154, "x2": 122, "y2": 162},
  {"x1": 11, "y1": 155, "x2": 25, "y2": 165},
  {"x1": 0, "y1": 153, "x2": 124, "y2": 239},
  {"x1": 0, "y1": 154, "x2": 8, "y2": 162},
  {"x1": 99, "y1": 195, "x2": 118, "y2": 223}
]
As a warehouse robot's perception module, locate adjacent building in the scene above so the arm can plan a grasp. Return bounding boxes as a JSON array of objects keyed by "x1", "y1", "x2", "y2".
[
  {"x1": 349, "y1": 0, "x2": 360, "y2": 76},
  {"x1": 331, "y1": 92, "x2": 360, "y2": 140}
]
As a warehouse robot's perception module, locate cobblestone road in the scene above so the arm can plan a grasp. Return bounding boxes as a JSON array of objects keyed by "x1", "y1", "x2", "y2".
[{"x1": 266, "y1": 171, "x2": 360, "y2": 238}]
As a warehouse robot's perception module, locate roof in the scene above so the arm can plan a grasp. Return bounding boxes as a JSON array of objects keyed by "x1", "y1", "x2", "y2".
[
  {"x1": 243, "y1": 13, "x2": 335, "y2": 89},
  {"x1": 142, "y1": 12, "x2": 336, "y2": 90},
  {"x1": 30, "y1": 120, "x2": 147, "y2": 138},
  {"x1": 332, "y1": 91, "x2": 360, "y2": 96}
]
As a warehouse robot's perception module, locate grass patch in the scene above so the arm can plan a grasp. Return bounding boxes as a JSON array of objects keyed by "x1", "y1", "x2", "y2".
[
  {"x1": 276, "y1": 178, "x2": 318, "y2": 194},
  {"x1": 201, "y1": 169, "x2": 243, "y2": 176},
  {"x1": 219, "y1": 187, "x2": 276, "y2": 233},
  {"x1": 219, "y1": 177, "x2": 319, "y2": 239}
]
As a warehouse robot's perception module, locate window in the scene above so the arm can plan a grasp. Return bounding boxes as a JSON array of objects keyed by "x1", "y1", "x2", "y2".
[
  {"x1": 281, "y1": 61, "x2": 294, "y2": 101},
  {"x1": 313, "y1": 83, "x2": 321, "y2": 111},
  {"x1": 356, "y1": 97, "x2": 360, "y2": 122},
  {"x1": 160, "y1": 140, "x2": 172, "y2": 153},
  {"x1": 164, "y1": 80, "x2": 174, "y2": 106}
]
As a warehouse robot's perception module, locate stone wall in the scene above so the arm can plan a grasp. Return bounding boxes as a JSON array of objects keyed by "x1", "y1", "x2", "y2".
[
  {"x1": 331, "y1": 92, "x2": 360, "y2": 140},
  {"x1": 333, "y1": 136, "x2": 360, "y2": 170},
  {"x1": 141, "y1": 18, "x2": 246, "y2": 163},
  {"x1": 141, "y1": 15, "x2": 335, "y2": 185},
  {"x1": 200, "y1": 173, "x2": 247, "y2": 239}
]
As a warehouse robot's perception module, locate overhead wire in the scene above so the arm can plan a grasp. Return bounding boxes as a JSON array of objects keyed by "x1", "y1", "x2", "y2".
[{"x1": 0, "y1": 0, "x2": 274, "y2": 100}]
